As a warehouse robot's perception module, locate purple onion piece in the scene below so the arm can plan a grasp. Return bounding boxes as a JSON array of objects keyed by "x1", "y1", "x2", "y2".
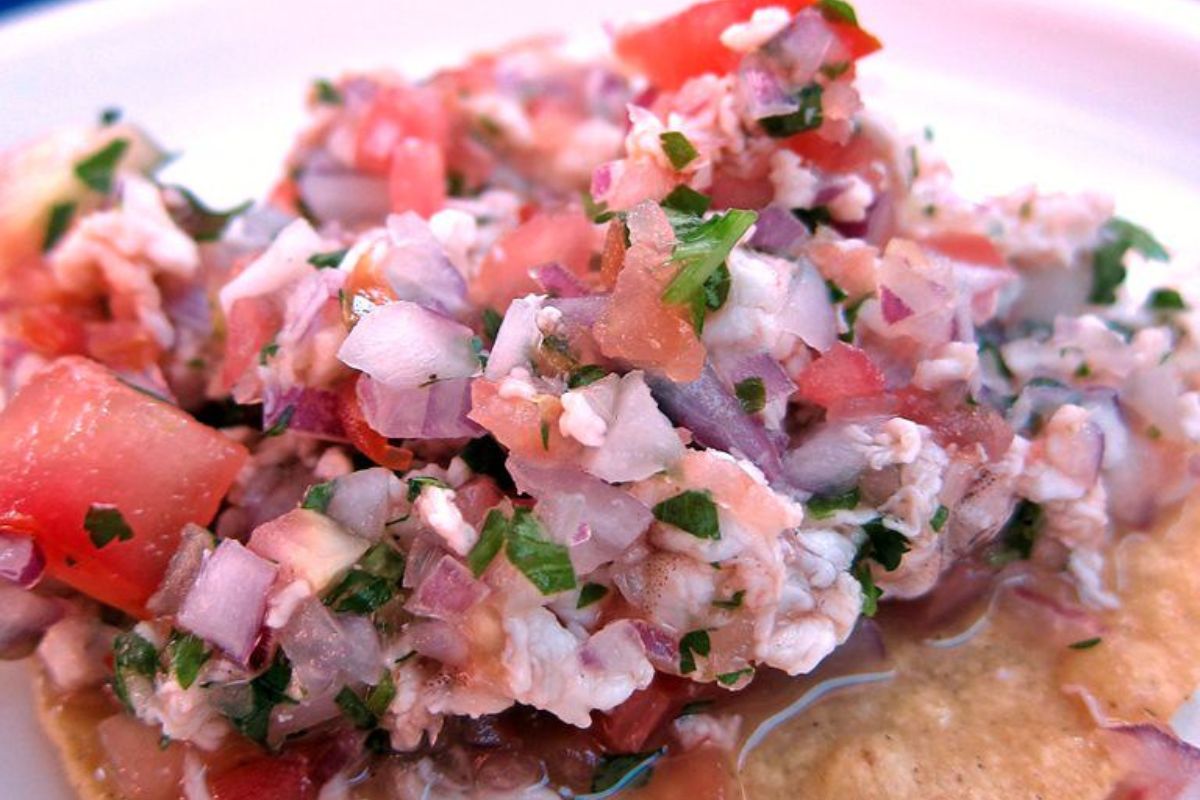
[
  {"x1": 749, "y1": 206, "x2": 809, "y2": 254},
  {"x1": 263, "y1": 384, "x2": 347, "y2": 441},
  {"x1": 0, "y1": 584, "x2": 64, "y2": 660},
  {"x1": 178, "y1": 540, "x2": 277, "y2": 664},
  {"x1": 357, "y1": 375, "x2": 482, "y2": 440},
  {"x1": 711, "y1": 351, "x2": 796, "y2": 406},
  {"x1": 406, "y1": 555, "x2": 490, "y2": 619},
  {"x1": 0, "y1": 534, "x2": 44, "y2": 588},
  {"x1": 297, "y1": 167, "x2": 390, "y2": 228},
  {"x1": 533, "y1": 263, "x2": 589, "y2": 298},
  {"x1": 338, "y1": 300, "x2": 480, "y2": 388}
]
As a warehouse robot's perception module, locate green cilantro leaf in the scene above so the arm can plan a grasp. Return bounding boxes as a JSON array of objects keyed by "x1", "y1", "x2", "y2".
[
  {"x1": 712, "y1": 590, "x2": 745, "y2": 610},
  {"x1": 324, "y1": 543, "x2": 405, "y2": 614},
  {"x1": 74, "y1": 138, "x2": 129, "y2": 193},
  {"x1": 854, "y1": 560, "x2": 882, "y2": 617},
  {"x1": 258, "y1": 340, "x2": 279, "y2": 366},
  {"x1": 793, "y1": 205, "x2": 833, "y2": 232},
  {"x1": 758, "y1": 84, "x2": 824, "y2": 138},
  {"x1": 663, "y1": 209, "x2": 756, "y2": 308},
  {"x1": 807, "y1": 488, "x2": 860, "y2": 520},
  {"x1": 505, "y1": 508, "x2": 576, "y2": 594},
  {"x1": 930, "y1": 505, "x2": 950, "y2": 533},
  {"x1": 577, "y1": 582, "x2": 609, "y2": 609},
  {"x1": 263, "y1": 405, "x2": 295, "y2": 437},
  {"x1": 227, "y1": 650, "x2": 295, "y2": 744},
  {"x1": 661, "y1": 184, "x2": 712, "y2": 216},
  {"x1": 482, "y1": 308, "x2": 504, "y2": 341},
  {"x1": 679, "y1": 629, "x2": 711, "y2": 675},
  {"x1": 1089, "y1": 217, "x2": 1168, "y2": 305},
  {"x1": 467, "y1": 509, "x2": 508, "y2": 577},
  {"x1": 819, "y1": 0, "x2": 859, "y2": 25},
  {"x1": 568, "y1": 364, "x2": 608, "y2": 389},
  {"x1": 112, "y1": 632, "x2": 158, "y2": 711},
  {"x1": 335, "y1": 686, "x2": 378, "y2": 730},
  {"x1": 659, "y1": 131, "x2": 699, "y2": 170},
  {"x1": 166, "y1": 631, "x2": 209, "y2": 690},
  {"x1": 308, "y1": 248, "x2": 348, "y2": 269},
  {"x1": 301, "y1": 481, "x2": 335, "y2": 513},
  {"x1": 861, "y1": 518, "x2": 910, "y2": 571},
  {"x1": 366, "y1": 671, "x2": 396, "y2": 717},
  {"x1": 85, "y1": 504, "x2": 134, "y2": 549},
  {"x1": 1068, "y1": 637, "x2": 1102, "y2": 650},
  {"x1": 313, "y1": 78, "x2": 342, "y2": 105},
  {"x1": 716, "y1": 667, "x2": 753, "y2": 687},
  {"x1": 164, "y1": 185, "x2": 251, "y2": 242},
  {"x1": 734, "y1": 377, "x2": 766, "y2": 414},
  {"x1": 1147, "y1": 287, "x2": 1187, "y2": 311},
  {"x1": 653, "y1": 490, "x2": 721, "y2": 540},
  {"x1": 991, "y1": 499, "x2": 1043, "y2": 563},
  {"x1": 591, "y1": 751, "x2": 663, "y2": 794},
  {"x1": 689, "y1": 261, "x2": 732, "y2": 332},
  {"x1": 99, "y1": 107, "x2": 122, "y2": 126},
  {"x1": 42, "y1": 201, "x2": 76, "y2": 252},
  {"x1": 406, "y1": 476, "x2": 449, "y2": 503}
]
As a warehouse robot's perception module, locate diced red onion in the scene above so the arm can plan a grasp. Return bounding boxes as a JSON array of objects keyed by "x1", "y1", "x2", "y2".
[
  {"x1": 508, "y1": 458, "x2": 653, "y2": 574},
  {"x1": 737, "y1": 59, "x2": 799, "y2": 121},
  {"x1": 178, "y1": 540, "x2": 277, "y2": 664},
  {"x1": 648, "y1": 365, "x2": 785, "y2": 484},
  {"x1": 279, "y1": 597, "x2": 383, "y2": 694},
  {"x1": 297, "y1": 161, "x2": 390, "y2": 227},
  {"x1": 278, "y1": 269, "x2": 345, "y2": 347},
  {"x1": 270, "y1": 688, "x2": 342, "y2": 744},
  {"x1": 712, "y1": 352, "x2": 796, "y2": 407},
  {"x1": 0, "y1": 533, "x2": 44, "y2": 588},
  {"x1": 263, "y1": 384, "x2": 347, "y2": 440},
  {"x1": 146, "y1": 524, "x2": 213, "y2": 617},
  {"x1": 629, "y1": 620, "x2": 679, "y2": 674},
  {"x1": 0, "y1": 584, "x2": 65, "y2": 659},
  {"x1": 406, "y1": 555, "x2": 490, "y2": 619},
  {"x1": 357, "y1": 375, "x2": 482, "y2": 440},
  {"x1": 325, "y1": 467, "x2": 404, "y2": 541},
  {"x1": 219, "y1": 219, "x2": 326, "y2": 319},
  {"x1": 880, "y1": 287, "x2": 914, "y2": 324},
  {"x1": 1006, "y1": 381, "x2": 1080, "y2": 433},
  {"x1": 548, "y1": 295, "x2": 608, "y2": 329},
  {"x1": 777, "y1": 262, "x2": 837, "y2": 352},
  {"x1": 533, "y1": 263, "x2": 588, "y2": 298},
  {"x1": 765, "y1": 9, "x2": 836, "y2": 80},
  {"x1": 782, "y1": 421, "x2": 870, "y2": 496},
  {"x1": 483, "y1": 295, "x2": 542, "y2": 381},
  {"x1": 408, "y1": 619, "x2": 470, "y2": 666},
  {"x1": 338, "y1": 300, "x2": 480, "y2": 388},
  {"x1": 382, "y1": 213, "x2": 469, "y2": 317},
  {"x1": 748, "y1": 206, "x2": 808, "y2": 254},
  {"x1": 579, "y1": 372, "x2": 686, "y2": 484},
  {"x1": 1102, "y1": 723, "x2": 1200, "y2": 798}
]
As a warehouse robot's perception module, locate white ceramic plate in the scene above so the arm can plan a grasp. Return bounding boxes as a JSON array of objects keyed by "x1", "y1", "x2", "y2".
[{"x1": 1, "y1": 0, "x2": 1199, "y2": 796}]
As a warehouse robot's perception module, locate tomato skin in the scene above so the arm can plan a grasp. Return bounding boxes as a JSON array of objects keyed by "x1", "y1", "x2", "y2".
[
  {"x1": 614, "y1": 0, "x2": 880, "y2": 91},
  {"x1": 209, "y1": 754, "x2": 316, "y2": 800},
  {"x1": 796, "y1": 342, "x2": 885, "y2": 408},
  {"x1": 920, "y1": 232, "x2": 1005, "y2": 267},
  {"x1": 0, "y1": 357, "x2": 247, "y2": 616}
]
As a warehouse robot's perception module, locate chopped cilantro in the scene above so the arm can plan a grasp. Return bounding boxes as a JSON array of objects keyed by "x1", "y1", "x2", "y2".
[
  {"x1": 1147, "y1": 425, "x2": 1163, "y2": 440},
  {"x1": 308, "y1": 248, "x2": 348, "y2": 269},
  {"x1": 540, "y1": 419, "x2": 551, "y2": 450},
  {"x1": 663, "y1": 208, "x2": 756, "y2": 311},
  {"x1": 1090, "y1": 217, "x2": 1169, "y2": 305},
  {"x1": 734, "y1": 376, "x2": 766, "y2": 414},
  {"x1": 1074, "y1": 362, "x2": 1092, "y2": 379},
  {"x1": 653, "y1": 490, "x2": 720, "y2": 540},
  {"x1": 1147, "y1": 287, "x2": 1187, "y2": 311},
  {"x1": 166, "y1": 631, "x2": 209, "y2": 690},
  {"x1": 336, "y1": 686, "x2": 378, "y2": 730},
  {"x1": 591, "y1": 751, "x2": 662, "y2": 794},
  {"x1": 716, "y1": 667, "x2": 753, "y2": 687},
  {"x1": 165, "y1": 186, "x2": 251, "y2": 242},
  {"x1": 42, "y1": 201, "x2": 76, "y2": 252},
  {"x1": 659, "y1": 131, "x2": 699, "y2": 170},
  {"x1": 930, "y1": 505, "x2": 950, "y2": 533},
  {"x1": 807, "y1": 488, "x2": 860, "y2": 520},
  {"x1": 1068, "y1": 637, "x2": 1102, "y2": 650},
  {"x1": 689, "y1": 261, "x2": 732, "y2": 333},
  {"x1": 258, "y1": 340, "x2": 279, "y2": 366},
  {"x1": 227, "y1": 650, "x2": 295, "y2": 744},
  {"x1": 854, "y1": 560, "x2": 882, "y2": 617},
  {"x1": 907, "y1": 145, "x2": 920, "y2": 184},
  {"x1": 366, "y1": 671, "x2": 396, "y2": 717},
  {"x1": 820, "y1": 61, "x2": 851, "y2": 80},
  {"x1": 860, "y1": 518, "x2": 910, "y2": 571},
  {"x1": 577, "y1": 582, "x2": 609, "y2": 609},
  {"x1": 568, "y1": 364, "x2": 608, "y2": 389},
  {"x1": 482, "y1": 308, "x2": 504, "y2": 341},
  {"x1": 468, "y1": 509, "x2": 508, "y2": 577},
  {"x1": 73, "y1": 138, "x2": 129, "y2": 193},
  {"x1": 324, "y1": 543, "x2": 405, "y2": 614},
  {"x1": 582, "y1": 191, "x2": 616, "y2": 224},
  {"x1": 661, "y1": 184, "x2": 712, "y2": 216},
  {"x1": 99, "y1": 107, "x2": 122, "y2": 126},
  {"x1": 839, "y1": 296, "x2": 866, "y2": 343},
  {"x1": 112, "y1": 632, "x2": 158, "y2": 711},
  {"x1": 758, "y1": 84, "x2": 824, "y2": 138},
  {"x1": 301, "y1": 481, "x2": 335, "y2": 513},
  {"x1": 505, "y1": 508, "x2": 576, "y2": 594},
  {"x1": 712, "y1": 590, "x2": 745, "y2": 610},
  {"x1": 992, "y1": 499, "x2": 1043, "y2": 563},
  {"x1": 406, "y1": 476, "x2": 448, "y2": 503},
  {"x1": 679, "y1": 629, "x2": 711, "y2": 674},
  {"x1": 978, "y1": 340, "x2": 1014, "y2": 380},
  {"x1": 313, "y1": 78, "x2": 342, "y2": 105},
  {"x1": 793, "y1": 205, "x2": 833, "y2": 232},
  {"x1": 819, "y1": 0, "x2": 859, "y2": 25},
  {"x1": 263, "y1": 405, "x2": 294, "y2": 437},
  {"x1": 826, "y1": 280, "x2": 848, "y2": 303},
  {"x1": 85, "y1": 504, "x2": 134, "y2": 549}
]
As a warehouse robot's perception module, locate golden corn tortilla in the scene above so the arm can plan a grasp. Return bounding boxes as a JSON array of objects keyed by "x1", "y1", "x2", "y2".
[{"x1": 34, "y1": 496, "x2": 1200, "y2": 799}]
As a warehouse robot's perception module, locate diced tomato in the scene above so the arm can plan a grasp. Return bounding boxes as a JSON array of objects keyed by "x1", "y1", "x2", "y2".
[
  {"x1": 467, "y1": 379, "x2": 582, "y2": 463},
  {"x1": 796, "y1": 342, "x2": 885, "y2": 408},
  {"x1": 892, "y1": 388, "x2": 1013, "y2": 459},
  {"x1": 388, "y1": 137, "x2": 446, "y2": 218},
  {"x1": 354, "y1": 85, "x2": 449, "y2": 174},
  {"x1": 0, "y1": 357, "x2": 247, "y2": 616},
  {"x1": 454, "y1": 476, "x2": 505, "y2": 527},
  {"x1": 218, "y1": 296, "x2": 281, "y2": 394},
  {"x1": 782, "y1": 125, "x2": 887, "y2": 174},
  {"x1": 597, "y1": 675, "x2": 714, "y2": 753},
  {"x1": 338, "y1": 376, "x2": 414, "y2": 471},
  {"x1": 614, "y1": 1, "x2": 816, "y2": 90},
  {"x1": 13, "y1": 306, "x2": 86, "y2": 358},
  {"x1": 613, "y1": 0, "x2": 879, "y2": 91},
  {"x1": 598, "y1": 219, "x2": 627, "y2": 290},
  {"x1": 209, "y1": 754, "x2": 316, "y2": 800},
  {"x1": 708, "y1": 164, "x2": 774, "y2": 211},
  {"x1": 84, "y1": 320, "x2": 161, "y2": 371},
  {"x1": 470, "y1": 210, "x2": 595, "y2": 310},
  {"x1": 97, "y1": 714, "x2": 186, "y2": 800},
  {"x1": 920, "y1": 232, "x2": 1005, "y2": 267}
]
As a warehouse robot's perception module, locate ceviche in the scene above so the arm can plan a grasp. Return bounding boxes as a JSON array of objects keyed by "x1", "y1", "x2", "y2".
[{"x1": 1, "y1": 1, "x2": 1198, "y2": 798}]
